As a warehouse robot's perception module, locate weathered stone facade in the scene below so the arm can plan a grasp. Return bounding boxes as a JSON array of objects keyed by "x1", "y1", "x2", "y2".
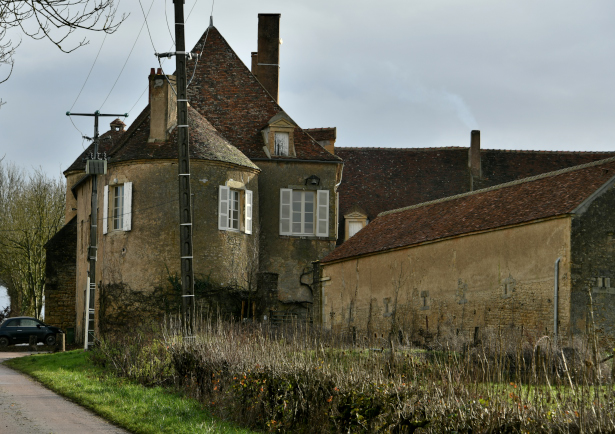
[
  {"x1": 570, "y1": 179, "x2": 615, "y2": 343},
  {"x1": 44, "y1": 217, "x2": 77, "y2": 335},
  {"x1": 72, "y1": 159, "x2": 260, "y2": 341},
  {"x1": 256, "y1": 160, "x2": 340, "y2": 304},
  {"x1": 320, "y1": 159, "x2": 615, "y2": 345},
  {"x1": 320, "y1": 218, "x2": 571, "y2": 343}
]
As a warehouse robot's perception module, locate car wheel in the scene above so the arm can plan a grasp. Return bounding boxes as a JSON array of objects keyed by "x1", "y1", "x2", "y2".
[
  {"x1": 44, "y1": 334, "x2": 56, "y2": 346},
  {"x1": 0, "y1": 336, "x2": 9, "y2": 348}
]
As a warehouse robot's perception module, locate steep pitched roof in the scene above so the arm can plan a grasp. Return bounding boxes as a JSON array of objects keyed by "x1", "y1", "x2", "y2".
[
  {"x1": 305, "y1": 128, "x2": 336, "y2": 142},
  {"x1": 322, "y1": 157, "x2": 615, "y2": 263},
  {"x1": 65, "y1": 105, "x2": 258, "y2": 173},
  {"x1": 336, "y1": 147, "x2": 615, "y2": 224},
  {"x1": 185, "y1": 26, "x2": 340, "y2": 162}
]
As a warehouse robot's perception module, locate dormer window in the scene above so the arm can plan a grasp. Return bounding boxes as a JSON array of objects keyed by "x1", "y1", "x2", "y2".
[
  {"x1": 262, "y1": 111, "x2": 295, "y2": 158},
  {"x1": 344, "y1": 207, "x2": 368, "y2": 241},
  {"x1": 274, "y1": 132, "x2": 289, "y2": 156}
]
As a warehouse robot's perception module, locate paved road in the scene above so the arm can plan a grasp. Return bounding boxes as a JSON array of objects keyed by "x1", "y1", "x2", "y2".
[{"x1": 0, "y1": 352, "x2": 129, "y2": 434}]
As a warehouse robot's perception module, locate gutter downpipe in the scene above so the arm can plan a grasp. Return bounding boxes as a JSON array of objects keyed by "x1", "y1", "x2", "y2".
[{"x1": 554, "y1": 257, "x2": 561, "y2": 345}]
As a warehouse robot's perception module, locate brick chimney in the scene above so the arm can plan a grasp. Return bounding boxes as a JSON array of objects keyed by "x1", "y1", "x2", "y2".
[
  {"x1": 254, "y1": 14, "x2": 281, "y2": 103},
  {"x1": 469, "y1": 130, "x2": 481, "y2": 179},
  {"x1": 251, "y1": 52, "x2": 259, "y2": 79},
  {"x1": 148, "y1": 68, "x2": 177, "y2": 142}
]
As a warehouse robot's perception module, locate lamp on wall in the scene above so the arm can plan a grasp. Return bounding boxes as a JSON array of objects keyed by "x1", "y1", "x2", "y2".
[{"x1": 305, "y1": 175, "x2": 320, "y2": 186}]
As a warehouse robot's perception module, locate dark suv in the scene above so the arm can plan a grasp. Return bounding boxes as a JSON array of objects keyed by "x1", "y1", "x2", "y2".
[{"x1": 0, "y1": 317, "x2": 63, "y2": 347}]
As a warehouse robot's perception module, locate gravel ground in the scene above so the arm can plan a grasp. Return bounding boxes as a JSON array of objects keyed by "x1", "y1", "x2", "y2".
[{"x1": 0, "y1": 351, "x2": 130, "y2": 434}]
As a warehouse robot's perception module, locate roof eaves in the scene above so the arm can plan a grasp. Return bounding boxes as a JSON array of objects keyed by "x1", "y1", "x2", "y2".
[
  {"x1": 572, "y1": 172, "x2": 615, "y2": 216},
  {"x1": 379, "y1": 155, "x2": 615, "y2": 218}
]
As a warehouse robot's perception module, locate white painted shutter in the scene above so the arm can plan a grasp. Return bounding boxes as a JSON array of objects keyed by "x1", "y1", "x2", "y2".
[
  {"x1": 102, "y1": 185, "x2": 109, "y2": 235},
  {"x1": 218, "y1": 186, "x2": 229, "y2": 230},
  {"x1": 123, "y1": 182, "x2": 132, "y2": 231},
  {"x1": 316, "y1": 190, "x2": 330, "y2": 237},
  {"x1": 279, "y1": 188, "x2": 292, "y2": 235},
  {"x1": 245, "y1": 190, "x2": 253, "y2": 234},
  {"x1": 348, "y1": 221, "x2": 363, "y2": 238}
]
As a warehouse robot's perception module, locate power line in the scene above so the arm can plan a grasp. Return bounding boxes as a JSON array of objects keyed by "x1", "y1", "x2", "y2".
[
  {"x1": 68, "y1": 33, "x2": 108, "y2": 139},
  {"x1": 125, "y1": 0, "x2": 202, "y2": 117},
  {"x1": 138, "y1": 0, "x2": 158, "y2": 53},
  {"x1": 100, "y1": 0, "x2": 156, "y2": 111},
  {"x1": 71, "y1": 33, "x2": 108, "y2": 111}
]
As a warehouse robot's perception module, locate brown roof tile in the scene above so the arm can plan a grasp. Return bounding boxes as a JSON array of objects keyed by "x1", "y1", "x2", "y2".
[
  {"x1": 336, "y1": 147, "x2": 615, "y2": 223},
  {"x1": 305, "y1": 127, "x2": 336, "y2": 142},
  {"x1": 185, "y1": 27, "x2": 340, "y2": 162},
  {"x1": 65, "y1": 105, "x2": 258, "y2": 173},
  {"x1": 323, "y1": 157, "x2": 615, "y2": 263}
]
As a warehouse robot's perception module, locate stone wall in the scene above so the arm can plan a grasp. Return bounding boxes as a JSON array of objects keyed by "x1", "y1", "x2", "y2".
[
  {"x1": 44, "y1": 217, "x2": 77, "y2": 334},
  {"x1": 321, "y1": 217, "x2": 571, "y2": 345},
  {"x1": 571, "y1": 180, "x2": 615, "y2": 345},
  {"x1": 72, "y1": 159, "x2": 259, "y2": 341},
  {"x1": 256, "y1": 160, "x2": 340, "y2": 305}
]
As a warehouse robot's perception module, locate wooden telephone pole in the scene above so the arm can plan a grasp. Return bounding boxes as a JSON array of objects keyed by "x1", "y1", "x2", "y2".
[
  {"x1": 157, "y1": 0, "x2": 196, "y2": 333},
  {"x1": 66, "y1": 110, "x2": 128, "y2": 349}
]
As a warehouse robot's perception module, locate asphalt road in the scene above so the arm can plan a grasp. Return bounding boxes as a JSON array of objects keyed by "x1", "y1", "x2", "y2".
[{"x1": 0, "y1": 351, "x2": 129, "y2": 434}]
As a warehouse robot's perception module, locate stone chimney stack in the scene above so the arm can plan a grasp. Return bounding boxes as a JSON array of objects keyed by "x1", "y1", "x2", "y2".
[
  {"x1": 469, "y1": 130, "x2": 481, "y2": 179},
  {"x1": 254, "y1": 13, "x2": 281, "y2": 103},
  {"x1": 148, "y1": 68, "x2": 177, "y2": 142},
  {"x1": 251, "y1": 52, "x2": 259, "y2": 79}
]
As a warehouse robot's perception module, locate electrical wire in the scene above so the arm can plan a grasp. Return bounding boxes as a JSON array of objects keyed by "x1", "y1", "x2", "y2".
[
  {"x1": 67, "y1": 33, "x2": 108, "y2": 140},
  {"x1": 71, "y1": 33, "x2": 108, "y2": 111},
  {"x1": 126, "y1": 0, "x2": 203, "y2": 116},
  {"x1": 100, "y1": 0, "x2": 156, "y2": 111},
  {"x1": 187, "y1": 0, "x2": 216, "y2": 87},
  {"x1": 138, "y1": 0, "x2": 158, "y2": 53}
]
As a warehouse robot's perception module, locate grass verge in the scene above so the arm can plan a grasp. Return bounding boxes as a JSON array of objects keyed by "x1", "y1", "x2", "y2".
[{"x1": 3, "y1": 350, "x2": 252, "y2": 434}]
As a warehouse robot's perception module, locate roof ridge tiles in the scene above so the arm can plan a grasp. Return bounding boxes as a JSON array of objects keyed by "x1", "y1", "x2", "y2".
[{"x1": 379, "y1": 154, "x2": 615, "y2": 218}]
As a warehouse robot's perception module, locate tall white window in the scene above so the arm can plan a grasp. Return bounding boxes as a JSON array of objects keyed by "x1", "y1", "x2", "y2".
[
  {"x1": 218, "y1": 185, "x2": 253, "y2": 234},
  {"x1": 103, "y1": 182, "x2": 132, "y2": 234},
  {"x1": 228, "y1": 190, "x2": 240, "y2": 230},
  {"x1": 274, "y1": 132, "x2": 289, "y2": 156},
  {"x1": 113, "y1": 185, "x2": 124, "y2": 230},
  {"x1": 348, "y1": 221, "x2": 363, "y2": 238},
  {"x1": 280, "y1": 189, "x2": 329, "y2": 237},
  {"x1": 292, "y1": 191, "x2": 314, "y2": 235}
]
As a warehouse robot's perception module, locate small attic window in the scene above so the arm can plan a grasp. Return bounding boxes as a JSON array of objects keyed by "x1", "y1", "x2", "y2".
[
  {"x1": 262, "y1": 112, "x2": 295, "y2": 158},
  {"x1": 274, "y1": 132, "x2": 289, "y2": 156}
]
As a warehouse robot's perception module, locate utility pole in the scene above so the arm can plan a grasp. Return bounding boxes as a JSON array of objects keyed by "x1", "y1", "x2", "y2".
[
  {"x1": 66, "y1": 110, "x2": 128, "y2": 350},
  {"x1": 156, "y1": 0, "x2": 196, "y2": 335}
]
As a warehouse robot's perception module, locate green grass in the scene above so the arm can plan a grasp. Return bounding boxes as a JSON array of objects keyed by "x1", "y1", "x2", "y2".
[{"x1": 3, "y1": 350, "x2": 252, "y2": 434}]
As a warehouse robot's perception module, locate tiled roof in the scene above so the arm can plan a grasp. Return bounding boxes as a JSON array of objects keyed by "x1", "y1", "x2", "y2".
[
  {"x1": 64, "y1": 128, "x2": 125, "y2": 173},
  {"x1": 305, "y1": 128, "x2": 336, "y2": 142},
  {"x1": 185, "y1": 27, "x2": 341, "y2": 162},
  {"x1": 65, "y1": 105, "x2": 258, "y2": 173},
  {"x1": 336, "y1": 147, "x2": 615, "y2": 224},
  {"x1": 322, "y1": 157, "x2": 615, "y2": 263}
]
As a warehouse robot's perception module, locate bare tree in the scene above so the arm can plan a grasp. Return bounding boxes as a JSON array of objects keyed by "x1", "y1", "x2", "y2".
[
  {"x1": 0, "y1": 0, "x2": 125, "y2": 83},
  {"x1": 0, "y1": 159, "x2": 65, "y2": 318}
]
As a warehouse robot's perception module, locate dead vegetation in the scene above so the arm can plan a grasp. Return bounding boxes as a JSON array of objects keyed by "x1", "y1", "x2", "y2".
[{"x1": 92, "y1": 316, "x2": 615, "y2": 433}]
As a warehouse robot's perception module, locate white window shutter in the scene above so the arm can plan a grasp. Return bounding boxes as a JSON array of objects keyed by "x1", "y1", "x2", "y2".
[
  {"x1": 279, "y1": 188, "x2": 292, "y2": 235},
  {"x1": 316, "y1": 190, "x2": 330, "y2": 237},
  {"x1": 102, "y1": 185, "x2": 109, "y2": 235},
  {"x1": 123, "y1": 182, "x2": 132, "y2": 231},
  {"x1": 218, "y1": 186, "x2": 229, "y2": 230},
  {"x1": 245, "y1": 190, "x2": 253, "y2": 234}
]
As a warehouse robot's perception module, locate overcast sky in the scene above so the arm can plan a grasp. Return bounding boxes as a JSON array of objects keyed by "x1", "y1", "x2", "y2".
[{"x1": 1, "y1": 0, "x2": 615, "y2": 179}]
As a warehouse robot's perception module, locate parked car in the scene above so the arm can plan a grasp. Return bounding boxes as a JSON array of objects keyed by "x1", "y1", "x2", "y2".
[{"x1": 0, "y1": 317, "x2": 63, "y2": 347}]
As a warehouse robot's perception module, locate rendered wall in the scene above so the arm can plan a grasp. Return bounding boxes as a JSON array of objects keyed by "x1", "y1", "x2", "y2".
[
  {"x1": 72, "y1": 160, "x2": 259, "y2": 341},
  {"x1": 321, "y1": 217, "x2": 571, "y2": 343},
  {"x1": 256, "y1": 160, "x2": 340, "y2": 305}
]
